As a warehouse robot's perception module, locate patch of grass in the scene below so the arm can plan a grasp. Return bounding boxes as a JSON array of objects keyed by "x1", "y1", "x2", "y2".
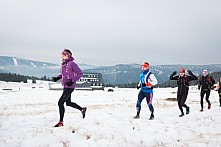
[
  {"x1": 68, "y1": 126, "x2": 78, "y2": 134},
  {"x1": 85, "y1": 134, "x2": 91, "y2": 140},
  {"x1": 165, "y1": 98, "x2": 177, "y2": 101},
  {"x1": 61, "y1": 140, "x2": 70, "y2": 147}
]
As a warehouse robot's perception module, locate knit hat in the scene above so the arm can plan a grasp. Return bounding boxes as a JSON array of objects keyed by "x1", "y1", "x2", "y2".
[
  {"x1": 62, "y1": 49, "x2": 72, "y2": 57},
  {"x1": 142, "y1": 62, "x2": 149, "y2": 68},
  {"x1": 203, "y1": 69, "x2": 208, "y2": 73},
  {"x1": 180, "y1": 68, "x2": 185, "y2": 73},
  {"x1": 203, "y1": 70, "x2": 208, "y2": 76}
]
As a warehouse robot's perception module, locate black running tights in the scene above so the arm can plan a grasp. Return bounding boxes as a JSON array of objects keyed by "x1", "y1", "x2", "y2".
[{"x1": 58, "y1": 88, "x2": 82, "y2": 121}]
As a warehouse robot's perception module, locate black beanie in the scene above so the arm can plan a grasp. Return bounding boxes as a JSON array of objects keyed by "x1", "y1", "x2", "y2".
[{"x1": 63, "y1": 49, "x2": 72, "y2": 55}]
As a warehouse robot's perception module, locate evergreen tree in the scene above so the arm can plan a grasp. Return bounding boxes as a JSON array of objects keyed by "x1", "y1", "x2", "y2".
[{"x1": 32, "y1": 79, "x2": 36, "y2": 83}]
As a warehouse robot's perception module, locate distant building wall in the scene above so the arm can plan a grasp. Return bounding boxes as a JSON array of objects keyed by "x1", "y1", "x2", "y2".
[{"x1": 49, "y1": 73, "x2": 104, "y2": 90}]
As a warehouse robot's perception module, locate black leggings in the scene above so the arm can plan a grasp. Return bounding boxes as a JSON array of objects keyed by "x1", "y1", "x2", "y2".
[
  {"x1": 218, "y1": 89, "x2": 221, "y2": 106},
  {"x1": 219, "y1": 96, "x2": 221, "y2": 106},
  {"x1": 200, "y1": 90, "x2": 211, "y2": 109},
  {"x1": 177, "y1": 93, "x2": 188, "y2": 114},
  {"x1": 58, "y1": 88, "x2": 82, "y2": 121}
]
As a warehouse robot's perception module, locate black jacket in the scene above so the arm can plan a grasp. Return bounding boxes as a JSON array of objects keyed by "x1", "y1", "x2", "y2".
[
  {"x1": 198, "y1": 75, "x2": 215, "y2": 90},
  {"x1": 170, "y1": 73, "x2": 198, "y2": 95}
]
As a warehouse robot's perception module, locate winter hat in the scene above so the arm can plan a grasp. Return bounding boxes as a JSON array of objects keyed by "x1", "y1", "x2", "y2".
[
  {"x1": 203, "y1": 70, "x2": 208, "y2": 76},
  {"x1": 62, "y1": 49, "x2": 72, "y2": 57},
  {"x1": 180, "y1": 68, "x2": 185, "y2": 73},
  {"x1": 142, "y1": 62, "x2": 149, "y2": 68}
]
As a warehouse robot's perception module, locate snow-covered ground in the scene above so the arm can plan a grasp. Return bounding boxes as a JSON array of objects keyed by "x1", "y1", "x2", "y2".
[{"x1": 0, "y1": 82, "x2": 221, "y2": 147}]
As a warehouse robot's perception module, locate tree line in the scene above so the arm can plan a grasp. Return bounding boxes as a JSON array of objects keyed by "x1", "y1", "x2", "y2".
[
  {"x1": 0, "y1": 73, "x2": 51, "y2": 83},
  {"x1": 1, "y1": 71, "x2": 220, "y2": 88},
  {"x1": 105, "y1": 71, "x2": 221, "y2": 88}
]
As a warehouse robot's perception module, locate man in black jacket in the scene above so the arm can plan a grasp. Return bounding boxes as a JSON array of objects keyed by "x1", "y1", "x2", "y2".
[
  {"x1": 170, "y1": 68, "x2": 198, "y2": 117},
  {"x1": 198, "y1": 70, "x2": 216, "y2": 112}
]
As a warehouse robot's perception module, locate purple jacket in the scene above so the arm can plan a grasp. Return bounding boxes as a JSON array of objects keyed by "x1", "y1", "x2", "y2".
[{"x1": 59, "y1": 57, "x2": 83, "y2": 89}]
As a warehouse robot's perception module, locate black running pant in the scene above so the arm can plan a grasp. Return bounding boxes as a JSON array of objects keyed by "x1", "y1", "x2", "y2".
[
  {"x1": 200, "y1": 89, "x2": 211, "y2": 109},
  {"x1": 218, "y1": 89, "x2": 221, "y2": 106},
  {"x1": 177, "y1": 93, "x2": 188, "y2": 114},
  {"x1": 58, "y1": 88, "x2": 82, "y2": 121},
  {"x1": 219, "y1": 96, "x2": 221, "y2": 106}
]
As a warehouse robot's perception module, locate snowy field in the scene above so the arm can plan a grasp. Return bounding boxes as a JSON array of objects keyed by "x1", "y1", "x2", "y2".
[{"x1": 0, "y1": 82, "x2": 221, "y2": 147}]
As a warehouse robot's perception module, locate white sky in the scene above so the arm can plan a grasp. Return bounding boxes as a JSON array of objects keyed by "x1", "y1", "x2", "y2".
[{"x1": 0, "y1": 0, "x2": 221, "y2": 66}]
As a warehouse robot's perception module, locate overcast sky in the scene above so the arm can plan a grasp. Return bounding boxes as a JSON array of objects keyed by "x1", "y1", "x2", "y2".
[{"x1": 0, "y1": 0, "x2": 221, "y2": 66}]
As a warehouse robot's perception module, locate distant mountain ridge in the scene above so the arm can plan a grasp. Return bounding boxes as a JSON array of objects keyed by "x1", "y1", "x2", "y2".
[
  {"x1": 0, "y1": 56, "x2": 221, "y2": 84},
  {"x1": 0, "y1": 56, "x2": 57, "y2": 67},
  {"x1": 84, "y1": 64, "x2": 221, "y2": 85},
  {"x1": 0, "y1": 56, "x2": 99, "y2": 78}
]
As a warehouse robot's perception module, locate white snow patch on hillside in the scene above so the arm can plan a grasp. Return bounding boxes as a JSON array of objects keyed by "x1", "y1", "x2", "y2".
[
  {"x1": 30, "y1": 62, "x2": 37, "y2": 68},
  {"x1": 12, "y1": 57, "x2": 19, "y2": 66}
]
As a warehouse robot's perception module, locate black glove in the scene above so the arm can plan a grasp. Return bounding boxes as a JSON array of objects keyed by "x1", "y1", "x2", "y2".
[
  {"x1": 52, "y1": 76, "x2": 61, "y2": 82},
  {"x1": 211, "y1": 85, "x2": 216, "y2": 90},
  {"x1": 187, "y1": 70, "x2": 193, "y2": 75},
  {"x1": 137, "y1": 85, "x2": 140, "y2": 89},
  {"x1": 66, "y1": 80, "x2": 73, "y2": 86},
  {"x1": 198, "y1": 85, "x2": 200, "y2": 90},
  {"x1": 142, "y1": 83, "x2": 146, "y2": 87},
  {"x1": 171, "y1": 71, "x2": 177, "y2": 76}
]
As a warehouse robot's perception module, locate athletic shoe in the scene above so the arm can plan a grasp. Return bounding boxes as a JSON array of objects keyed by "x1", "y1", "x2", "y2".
[
  {"x1": 54, "y1": 121, "x2": 63, "y2": 127},
  {"x1": 208, "y1": 103, "x2": 211, "y2": 109},
  {"x1": 133, "y1": 114, "x2": 140, "y2": 119},
  {"x1": 82, "y1": 107, "x2": 87, "y2": 119},
  {"x1": 179, "y1": 114, "x2": 184, "y2": 117},
  {"x1": 186, "y1": 107, "x2": 190, "y2": 115},
  {"x1": 149, "y1": 114, "x2": 154, "y2": 120}
]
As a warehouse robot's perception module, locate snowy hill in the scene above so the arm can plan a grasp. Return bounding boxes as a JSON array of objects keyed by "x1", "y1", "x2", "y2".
[
  {"x1": 0, "y1": 56, "x2": 57, "y2": 67},
  {"x1": 0, "y1": 83, "x2": 221, "y2": 146},
  {"x1": 0, "y1": 56, "x2": 60, "y2": 77},
  {"x1": 0, "y1": 68, "x2": 8, "y2": 73}
]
